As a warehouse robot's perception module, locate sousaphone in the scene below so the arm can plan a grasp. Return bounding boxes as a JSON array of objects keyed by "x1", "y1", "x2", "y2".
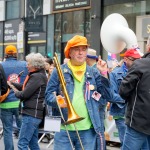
[{"x1": 100, "y1": 13, "x2": 139, "y2": 54}]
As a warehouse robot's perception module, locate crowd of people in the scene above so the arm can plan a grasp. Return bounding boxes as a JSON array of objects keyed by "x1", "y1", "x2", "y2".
[{"x1": 0, "y1": 34, "x2": 150, "y2": 150}]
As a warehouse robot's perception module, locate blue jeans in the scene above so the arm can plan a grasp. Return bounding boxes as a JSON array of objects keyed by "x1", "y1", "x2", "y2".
[
  {"x1": 18, "y1": 115, "x2": 42, "y2": 150},
  {"x1": 122, "y1": 126, "x2": 150, "y2": 150},
  {"x1": 115, "y1": 118, "x2": 126, "y2": 145},
  {"x1": 1, "y1": 108, "x2": 21, "y2": 150},
  {"x1": 54, "y1": 128, "x2": 97, "y2": 150}
]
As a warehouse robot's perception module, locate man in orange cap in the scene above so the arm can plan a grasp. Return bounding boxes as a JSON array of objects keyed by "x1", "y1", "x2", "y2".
[
  {"x1": 45, "y1": 35, "x2": 124, "y2": 150},
  {"x1": 119, "y1": 36, "x2": 150, "y2": 149},
  {"x1": 0, "y1": 45, "x2": 28, "y2": 150},
  {"x1": 109, "y1": 48, "x2": 141, "y2": 147}
]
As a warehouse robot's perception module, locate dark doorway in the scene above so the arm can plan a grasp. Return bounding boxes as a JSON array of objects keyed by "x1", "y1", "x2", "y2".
[
  {"x1": 26, "y1": 44, "x2": 46, "y2": 56},
  {"x1": 61, "y1": 42, "x2": 67, "y2": 64}
]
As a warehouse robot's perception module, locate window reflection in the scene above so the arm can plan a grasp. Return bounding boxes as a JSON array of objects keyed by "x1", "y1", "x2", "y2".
[
  {"x1": 54, "y1": 14, "x2": 61, "y2": 54},
  {"x1": 73, "y1": 11, "x2": 84, "y2": 33},
  {"x1": 54, "y1": 9, "x2": 91, "y2": 62},
  {"x1": 85, "y1": 10, "x2": 91, "y2": 44},
  {"x1": 63, "y1": 12, "x2": 73, "y2": 34},
  {"x1": 102, "y1": 1, "x2": 149, "y2": 60},
  {"x1": 6, "y1": 0, "x2": 20, "y2": 19}
]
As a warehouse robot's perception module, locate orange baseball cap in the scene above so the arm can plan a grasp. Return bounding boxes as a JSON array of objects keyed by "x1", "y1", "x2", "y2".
[
  {"x1": 5, "y1": 45, "x2": 17, "y2": 55},
  {"x1": 64, "y1": 35, "x2": 88, "y2": 58}
]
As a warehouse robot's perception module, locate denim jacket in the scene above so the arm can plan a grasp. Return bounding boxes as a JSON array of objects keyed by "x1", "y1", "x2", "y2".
[
  {"x1": 109, "y1": 63, "x2": 127, "y2": 117},
  {"x1": 45, "y1": 64, "x2": 125, "y2": 132}
]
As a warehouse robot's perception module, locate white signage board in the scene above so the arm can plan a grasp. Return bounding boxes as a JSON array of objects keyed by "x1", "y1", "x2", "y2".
[
  {"x1": 17, "y1": 32, "x2": 24, "y2": 49},
  {"x1": 0, "y1": 1, "x2": 5, "y2": 21}
]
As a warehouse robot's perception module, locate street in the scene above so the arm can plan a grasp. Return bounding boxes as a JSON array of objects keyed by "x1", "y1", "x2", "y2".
[
  {"x1": 0, "y1": 119, "x2": 120, "y2": 150},
  {"x1": 0, "y1": 132, "x2": 120, "y2": 150}
]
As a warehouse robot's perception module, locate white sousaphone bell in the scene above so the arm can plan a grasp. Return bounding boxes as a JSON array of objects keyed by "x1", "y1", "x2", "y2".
[{"x1": 100, "y1": 13, "x2": 140, "y2": 54}]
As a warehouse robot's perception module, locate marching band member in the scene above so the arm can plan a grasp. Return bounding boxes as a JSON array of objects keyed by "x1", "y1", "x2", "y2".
[
  {"x1": 45, "y1": 35, "x2": 124, "y2": 150},
  {"x1": 109, "y1": 48, "x2": 141, "y2": 146},
  {"x1": 119, "y1": 36, "x2": 150, "y2": 149}
]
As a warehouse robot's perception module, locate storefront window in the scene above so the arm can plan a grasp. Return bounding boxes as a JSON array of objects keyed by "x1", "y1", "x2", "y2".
[
  {"x1": 54, "y1": 13, "x2": 61, "y2": 55},
  {"x1": 104, "y1": 1, "x2": 148, "y2": 31},
  {"x1": 102, "y1": 0, "x2": 150, "y2": 60},
  {"x1": 54, "y1": 9, "x2": 91, "y2": 62},
  {"x1": 0, "y1": 46, "x2": 3, "y2": 61},
  {"x1": 85, "y1": 9, "x2": 91, "y2": 44},
  {"x1": 6, "y1": 0, "x2": 20, "y2": 20},
  {"x1": 62, "y1": 10, "x2": 84, "y2": 42},
  {"x1": 0, "y1": 22, "x2": 3, "y2": 60}
]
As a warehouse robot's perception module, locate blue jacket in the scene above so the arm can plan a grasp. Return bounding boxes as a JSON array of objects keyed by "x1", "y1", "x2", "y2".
[
  {"x1": 1, "y1": 57, "x2": 28, "y2": 104},
  {"x1": 45, "y1": 64, "x2": 124, "y2": 132},
  {"x1": 109, "y1": 63, "x2": 127, "y2": 117}
]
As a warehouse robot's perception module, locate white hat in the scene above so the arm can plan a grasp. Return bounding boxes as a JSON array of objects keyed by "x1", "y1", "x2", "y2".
[{"x1": 87, "y1": 48, "x2": 98, "y2": 59}]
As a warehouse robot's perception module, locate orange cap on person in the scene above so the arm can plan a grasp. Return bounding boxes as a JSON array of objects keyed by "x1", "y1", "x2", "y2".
[
  {"x1": 5, "y1": 45, "x2": 17, "y2": 55},
  {"x1": 64, "y1": 35, "x2": 88, "y2": 58}
]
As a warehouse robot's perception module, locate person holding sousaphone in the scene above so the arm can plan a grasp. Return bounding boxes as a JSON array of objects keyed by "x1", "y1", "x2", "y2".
[
  {"x1": 45, "y1": 35, "x2": 124, "y2": 150},
  {"x1": 109, "y1": 48, "x2": 141, "y2": 146},
  {"x1": 119, "y1": 36, "x2": 150, "y2": 149}
]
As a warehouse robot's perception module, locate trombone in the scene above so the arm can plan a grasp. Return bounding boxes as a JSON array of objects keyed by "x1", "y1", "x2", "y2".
[{"x1": 53, "y1": 53, "x2": 84, "y2": 150}]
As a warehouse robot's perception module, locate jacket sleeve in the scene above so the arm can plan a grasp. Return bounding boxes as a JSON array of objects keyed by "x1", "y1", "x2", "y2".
[
  {"x1": 15, "y1": 74, "x2": 42, "y2": 100},
  {"x1": 93, "y1": 68, "x2": 114, "y2": 102},
  {"x1": 109, "y1": 72, "x2": 125, "y2": 105},
  {"x1": 12, "y1": 82, "x2": 23, "y2": 91},
  {"x1": 45, "y1": 68, "x2": 60, "y2": 107},
  {"x1": 0, "y1": 64, "x2": 8, "y2": 95},
  {"x1": 119, "y1": 62, "x2": 141, "y2": 101}
]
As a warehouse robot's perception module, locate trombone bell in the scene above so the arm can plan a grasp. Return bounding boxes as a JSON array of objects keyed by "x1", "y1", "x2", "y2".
[{"x1": 65, "y1": 113, "x2": 84, "y2": 125}]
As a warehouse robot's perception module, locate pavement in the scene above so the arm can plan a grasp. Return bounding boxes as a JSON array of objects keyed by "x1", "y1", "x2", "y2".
[
  {"x1": 0, "y1": 134, "x2": 120, "y2": 150},
  {"x1": 0, "y1": 122, "x2": 120, "y2": 150},
  {"x1": 0, "y1": 134, "x2": 53, "y2": 150}
]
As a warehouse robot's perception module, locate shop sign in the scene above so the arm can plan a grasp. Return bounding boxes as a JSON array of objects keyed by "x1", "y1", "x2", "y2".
[
  {"x1": 27, "y1": 16, "x2": 46, "y2": 44},
  {"x1": 53, "y1": 0, "x2": 91, "y2": 12},
  {"x1": 142, "y1": 18, "x2": 150, "y2": 38},
  {"x1": 17, "y1": 32, "x2": 24, "y2": 49},
  {"x1": 25, "y1": 0, "x2": 43, "y2": 32},
  {"x1": 4, "y1": 19, "x2": 20, "y2": 43},
  {"x1": 0, "y1": 23, "x2": 3, "y2": 43},
  {"x1": 28, "y1": 32, "x2": 46, "y2": 41}
]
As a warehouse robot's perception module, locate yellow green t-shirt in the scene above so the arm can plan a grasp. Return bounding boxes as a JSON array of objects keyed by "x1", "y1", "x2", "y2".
[{"x1": 61, "y1": 76, "x2": 92, "y2": 131}]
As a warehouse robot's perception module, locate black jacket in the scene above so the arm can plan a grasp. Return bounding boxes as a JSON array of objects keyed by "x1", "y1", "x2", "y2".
[
  {"x1": 13, "y1": 69, "x2": 47, "y2": 119},
  {"x1": 119, "y1": 52, "x2": 150, "y2": 135},
  {"x1": 0, "y1": 64, "x2": 8, "y2": 96}
]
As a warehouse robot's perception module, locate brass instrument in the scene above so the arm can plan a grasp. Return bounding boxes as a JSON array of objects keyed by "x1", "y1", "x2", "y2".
[
  {"x1": 53, "y1": 53, "x2": 84, "y2": 150},
  {"x1": 53, "y1": 53, "x2": 84, "y2": 125},
  {"x1": 100, "y1": 13, "x2": 139, "y2": 54}
]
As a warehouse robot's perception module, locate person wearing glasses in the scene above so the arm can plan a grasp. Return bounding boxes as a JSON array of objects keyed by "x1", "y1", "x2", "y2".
[
  {"x1": 109, "y1": 48, "x2": 141, "y2": 147},
  {"x1": 119, "y1": 36, "x2": 150, "y2": 150}
]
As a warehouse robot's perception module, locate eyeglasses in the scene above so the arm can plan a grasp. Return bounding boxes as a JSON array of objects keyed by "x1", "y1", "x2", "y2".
[{"x1": 127, "y1": 57, "x2": 136, "y2": 61}]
